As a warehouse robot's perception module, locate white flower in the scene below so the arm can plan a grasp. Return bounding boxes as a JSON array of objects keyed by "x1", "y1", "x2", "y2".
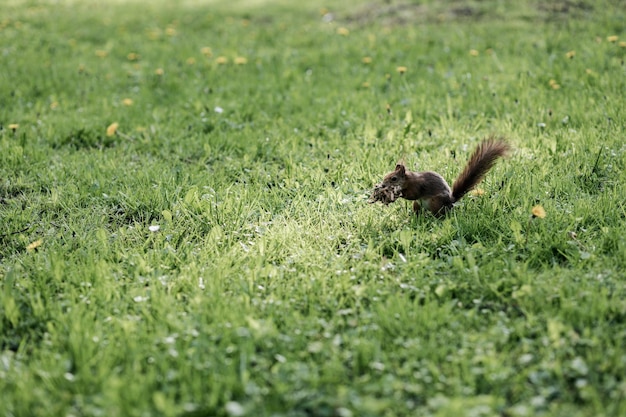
[{"x1": 149, "y1": 225, "x2": 160, "y2": 232}]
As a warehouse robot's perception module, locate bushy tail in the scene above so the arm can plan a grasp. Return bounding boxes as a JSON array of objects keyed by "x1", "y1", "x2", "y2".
[{"x1": 452, "y1": 137, "x2": 510, "y2": 202}]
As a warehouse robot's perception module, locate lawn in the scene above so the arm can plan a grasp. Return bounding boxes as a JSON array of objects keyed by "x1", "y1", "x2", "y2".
[{"x1": 1, "y1": 0, "x2": 625, "y2": 416}]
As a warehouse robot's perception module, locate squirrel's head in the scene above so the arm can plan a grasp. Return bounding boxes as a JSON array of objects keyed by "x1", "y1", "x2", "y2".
[
  {"x1": 370, "y1": 164, "x2": 406, "y2": 205},
  {"x1": 382, "y1": 164, "x2": 407, "y2": 185}
]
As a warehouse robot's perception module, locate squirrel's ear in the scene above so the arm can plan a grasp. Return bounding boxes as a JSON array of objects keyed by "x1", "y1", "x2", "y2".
[{"x1": 395, "y1": 164, "x2": 406, "y2": 175}]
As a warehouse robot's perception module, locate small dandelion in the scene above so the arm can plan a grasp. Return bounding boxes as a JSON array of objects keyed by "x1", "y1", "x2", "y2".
[
  {"x1": 147, "y1": 29, "x2": 161, "y2": 40},
  {"x1": 531, "y1": 205, "x2": 546, "y2": 219},
  {"x1": 78, "y1": 64, "x2": 86, "y2": 73},
  {"x1": 106, "y1": 122, "x2": 119, "y2": 137},
  {"x1": 26, "y1": 239, "x2": 43, "y2": 251},
  {"x1": 95, "y1": 50, "x2": 108, "y2": 58},
  {"x1": 470, "y1": 188, "x2": 485, "y2": 197},
  {"x1": 619, "y1": 41, "x2": 626, "y2": 48},
  {"x1": 122, "y1": 98, "x2": 133, "y2": 106},
  {"x1": 337, "y1": 27, "x2": 349, "y2": 36},
  {"x1": 585, "y1": 68, "x2": 596, "y2": 76},
  {"x1": 396, "y1": 66, "x2": 407, "y2": 74},
  {"x1": 186, "y1": 57, "x2": 196, "y2": 65},
  {"x1": 607, "y1": 35, "x2": 618, "y2": 43},
  {"x1": 127, "y1": 52, "x2": 140, "y2": 61},
  {"x1": 50, "y1": 101, "x2": 59, "y2": 109},
  {"x1": 8, "y1": 123, "x2": 19, "y2": 132},
  {"x1": 165, "y1": 26, "x2": 176, "y2": 36},
  {"x1": 386, "y1": 103, "x2": 391, "y2": 114},
  {"x1": 201, "y1": 46, "x2": 212, "y2": 57},
  {"x1": 548, "y1": 79, "x2": 560, "y2": 89},
  {"x1": 155, "y1": 68, "x2": 164, "y2": 76},
  {"x1": 565, "y1": 50, "x2": 576, "y2": 59},
  {"x1": 362, "y1": 56, "x2": 372, "y2": 64},
  {"x1": 469, "y1": 49, "x2": 479, "y2": 56},
  {"x1": 234, "y1": 56, "x2": 247, "y2": 65},
  {"x1": 361, "y1": 81, "x2": 370, "y2": 88},
  {"x1": 215, "y1": 56, "x2": 228, "y2": 64}
]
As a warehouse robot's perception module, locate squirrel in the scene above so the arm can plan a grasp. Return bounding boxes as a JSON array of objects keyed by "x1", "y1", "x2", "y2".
[{"x1": 371, "y1": 137, "x2": 510, "y2": 217}]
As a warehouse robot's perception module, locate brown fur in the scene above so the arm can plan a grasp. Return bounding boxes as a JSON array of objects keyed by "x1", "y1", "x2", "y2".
[
  {"x1": 371, "y1": 137, "x2": 510, "y2": 216},
  {"x1": 452, "y1": 137, "x2": 510, "y2": 201}
]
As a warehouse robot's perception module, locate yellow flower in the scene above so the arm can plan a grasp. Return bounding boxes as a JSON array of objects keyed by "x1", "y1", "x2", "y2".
[
  {"x1": 361, "y1": 81, "x2": 370, "y2": 88},
  {"x1": 95, "y1": 49, "x2": 108, "y2": 58},
  {"x1": 186, "y1": 57, "x2": 196, "y2": 65},
  {"x1": 147, "y1": 29, "x2": 161, "y2": 40},
  {"x1": 215, "y1": 56, "x2": 228, "y2": 64},
  {"x1": 106, "y1": 122, "x2": 119, "y2": 137},
  {"x1": 155, "y1": 68, "x2": 164, "y2": 75},
  {"x1": 470, "y1": 188, "x2": 485, "y2": 197},
  {"x1": 26, "y1": 239, "x2": 43, "y2": 251},
  {"x1": 337, "y1": 27, "x2": 349, "y2": 36},
  {"x1": 234, "y1": 56, "x2": 247, "y2": 65},
  {"x1": 166, "y1": 26, "x2": 176, "y2": 36},
  {"x1": 565, "y1": 50, "x2": 575, "y2": 59},
  {"x1": 8, "y1": 123, "x2": 19, "y2": 132},
  {"x1": 362, "y1": 56, "x2": 372, "y2": 64},
  {"x1": 585, "y1": 68, "x2": 597, "y2": 76},
  {"x1": 127, "y1": 52, "x2": 140, "y2": 61},
  {"x1": 469, "y1": 49, "x2": 479, "y2": 56},
  {"x1": 620, "y1": 41, "x2": 626, "y2": 48},
  {"x1": 50, "y1": 101, "x2": 59, "y2": 109},
  {"x1": 531, "y1": 205, "x2": 546, "y2": 219},
  {"x1": 607, "y1": 35, "x2": 618, "y2": 42},
  {"x1": 201, "y1": 47, "x2": 212, "y2": 57},
  {"x1": 548, "y1": 79, "x2": 560, "y2": 89},
  {"x1": 396, "y1": 66, "x2": 407, "y2": 74},
  {"x1": 122, "y1": 98, "x2": 133, "y2": 106}
]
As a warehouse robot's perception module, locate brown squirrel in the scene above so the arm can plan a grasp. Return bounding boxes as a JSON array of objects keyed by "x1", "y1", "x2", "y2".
[{"x1": 370, "y1": 137, "x2": 510, "y2": 217}]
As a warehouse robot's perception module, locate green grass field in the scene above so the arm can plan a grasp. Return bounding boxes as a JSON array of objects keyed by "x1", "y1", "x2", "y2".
[{"x1": 1, "y1": 0, "x2": 625, "y2": 415}]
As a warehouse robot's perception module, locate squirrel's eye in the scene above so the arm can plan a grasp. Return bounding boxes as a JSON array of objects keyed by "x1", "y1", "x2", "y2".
[{"x1": 391, "y1": 176, "x2": 398, "y2": 182}]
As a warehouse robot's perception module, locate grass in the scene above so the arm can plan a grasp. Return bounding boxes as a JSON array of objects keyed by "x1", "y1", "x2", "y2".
[{"x1": 1, "y1": 0, "x2": 625, "y2": 416}]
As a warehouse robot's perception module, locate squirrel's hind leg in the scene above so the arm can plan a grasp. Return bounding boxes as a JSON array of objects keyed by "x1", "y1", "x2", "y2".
[{"x1": 429, "y1": 197, "x2": 454, "y2": 218}]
